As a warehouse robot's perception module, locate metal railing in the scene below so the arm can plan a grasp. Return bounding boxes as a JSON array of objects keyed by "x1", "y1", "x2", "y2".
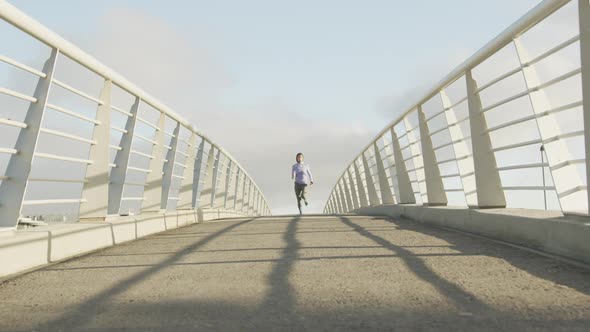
[
  {"x1": 0, "y1": 1, "x2": 271, "y2": 230},
  {"x1": 324, "y1": 0, "x2": 590, "y2": 216}
]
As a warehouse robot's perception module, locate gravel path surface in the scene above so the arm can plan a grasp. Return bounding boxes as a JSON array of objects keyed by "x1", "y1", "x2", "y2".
[{"x1": 1, "y1": 215, "x2": 589, "y2": 331}]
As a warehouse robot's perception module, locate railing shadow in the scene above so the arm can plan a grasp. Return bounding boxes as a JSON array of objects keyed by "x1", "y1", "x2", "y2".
[
  {"x1": 337, "y1": 215, "x2": 496, "y2": 317},
  {"x1": 373, "y1": 215, "x2": 590, "y2": 296},
  {"x1": 39, "y1": 217, "x2": 257, "y2": 330},
  {"x1": 148, "y1": 227, "x2": 399, "y2": 239}
]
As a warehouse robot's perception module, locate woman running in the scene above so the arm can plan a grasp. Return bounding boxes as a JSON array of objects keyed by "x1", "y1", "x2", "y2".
[{"x1": 291, "y1": 152, "x2": 314, "y2": 215}]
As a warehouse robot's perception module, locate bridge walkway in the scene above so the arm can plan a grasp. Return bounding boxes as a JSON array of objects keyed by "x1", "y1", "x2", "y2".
[{"x1": 1, "y1": 215, "x2": 589, "y2": 331}]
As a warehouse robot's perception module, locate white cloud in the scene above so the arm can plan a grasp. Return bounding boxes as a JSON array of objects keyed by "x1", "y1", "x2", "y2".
[
  {"x1": 375, "y1": 48, "x2": 472, "y2": 122},
  {"x1": 87, "y1": 7, "x2": 233, "y2": 113}
]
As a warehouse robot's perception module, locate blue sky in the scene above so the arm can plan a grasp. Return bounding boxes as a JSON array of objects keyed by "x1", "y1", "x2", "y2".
[{"x1": 3, "y1": 0, "x2": 543, "y2": 214}]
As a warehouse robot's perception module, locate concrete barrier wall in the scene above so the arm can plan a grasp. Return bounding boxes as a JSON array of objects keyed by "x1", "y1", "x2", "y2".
[
  {"x1": 0, "y1": 208, "x2": 250, "y2": 279},
  {"x1": 353, "y1": 204, "x2": 590, "y2": 265}
]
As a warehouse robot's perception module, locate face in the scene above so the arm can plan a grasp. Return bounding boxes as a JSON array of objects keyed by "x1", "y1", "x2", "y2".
[{"x1": 297, "y1": 154, "x2": 304, "y2": 163}]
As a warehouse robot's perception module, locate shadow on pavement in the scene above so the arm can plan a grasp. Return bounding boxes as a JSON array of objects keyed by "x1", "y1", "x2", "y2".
[
  {"x1": 372, "y1": 215, "x2": 590, "y2": 296},
  {"x1": 39, "y1": 217, "x2": 258, "y2": 331}
]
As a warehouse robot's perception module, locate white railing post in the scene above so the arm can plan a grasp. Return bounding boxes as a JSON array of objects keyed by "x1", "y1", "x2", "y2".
[
  {"x1": 329, "y1": 196, "x2": 335, "y2": 214},
  {"x1": 418, "y1": 106, "x2": 447, "y2": 206},
  {"x1": 339, "y1": 187, "x2": 346, "y2": 213},
  {"x1": 210, "y1": 150, "x2": 222, "y2": 208},
  {"x1": 465, "y1": 70, "x2": 506, "y2": 208},
  {"x1": 362, "y1": 152, "x2": 380, "y2": 205},
  {"x1": 241, "y1": 176, "x2": 248, "y2": 213},
  {"x1": 253, "y1": 191, "x2": 259, "y2": 216},
  {"x1": 383, "y1": 137, "x2": 399, "y2": 203},
  {"x1": 331, "y1": 195, "x2": 337, "y2": 213},
  {"x1": 334, "y1": 183, "x2": 343, "y2": 212},
  {"x1": 330, "y1": 195, "x2": 336, "y2": 213},
  {"x1": 247, "y1": 179, "x2": 252, "y2": 214},
  {"x1": 342, "y1": 180, "x2": 351, "y2": 211},
  {"x1": 257, "y1": 191, "x2": 261, "y2": 216},
  {"x1": 391, "y1": 129, "x2": 416, "y2": 204},
  {"x1": 439, "y1": 90, "x2": 472, "y2": 206},
  {"x1": 178, "y1": 132, "x2": 197, "y2": 210},
  {"x1": 256, "y1": 189, "x2": 261, "y2": 216},
  {"x1": 342, "y1": 175, "x2": 354, "y2": 212},
  {"x1": 329, "y1": 195, "x2": 335, "y2": 214},
  {"x1": 253, "y1": 187, "x2": 258, "y2": 215},
  {"x1": 192, "y1": 139, "x2": 206, "y2": 208},
  {"x1": 233, "y1": 168, "x2": 241, "y2": 210},
  {"x1": 347, "y1": 169, "x2": 360, "y2": 210},
  {"x1": 250, "y1": 185, "x2": 257, "y2": 216},
  {"x1": 373, "y1": 142, "x2": 395, "y2": 204},
  {"x1": 226, "y1": 161, "x2": 234, "y2": 210},
  {"x1": 514, "y1": 37, "x2": 586, "y2": 213},
  {"x1": 0, "y1": 48, "x2": 58, "y2": 229},
  {"x1": 236, "y1": 173, "x2": 243, "y2": 212},
  {"x1": 403, "y1": 116, "x2": 428, "y2": 202},
  {"x1": 80, "y1": 79, "x2": 111, "y2": 220},
  {"x1": 108, "y1": 97, "x2": 140, "y2": 215},
  {"x1": 337, "y1": 180, "x2": 348, "y2": 213},
  {"x1": 331, "y1": 189, "x2": 338, "y2": 213},
  {"x1": 353, "y1": 160, "x2": 369, "y2": 207},
  {"x1": 200, "y1": 144, "x2": 215, "y2": 209},
  {"x1": 255, "y1": 191, "x2": 261, "y2": 216},
  {"x1": 224, "y1": 159, "x2": 233, "y2": 209},
  {"x1": 251, "y1": 189, "x2": 257, "y2": 215},
  {"x1": 242, "y1": 178, "x2": 248, "y2": 213},
  {"x1": 242, "y1": 179, "x2": 250, "y2": 213},
  {"x1": 142, "y1": 112, "x2": 166, "y2": 212},
  {"x1": 161, "y1": 123, "x2": 180, "y2": 210},
  {"x1": 220, "y1": 157, "x2": 229, "y2": 208},
  {"x1": 579, "y1": 0, "x2": 590, "y2": 214},
  {"x1": 215, "y1": 155, "x2": 228, "y2": 208},
  {"x1": 248, "y1": 180, "x2": 255, "y2": 215}
]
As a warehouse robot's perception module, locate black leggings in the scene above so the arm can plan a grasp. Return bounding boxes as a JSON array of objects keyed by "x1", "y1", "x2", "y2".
[{"x1": 294, "y1": 183, "x2": 308, "y2": 208}]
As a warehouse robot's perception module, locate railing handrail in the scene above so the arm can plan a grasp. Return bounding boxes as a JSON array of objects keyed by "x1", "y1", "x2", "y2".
[
  {"x1": 329, "y1": 0, "x2": 571, "y2": 197},
  {"x1": 0, "y1": 1, "x2": 269, "y2": 206}
]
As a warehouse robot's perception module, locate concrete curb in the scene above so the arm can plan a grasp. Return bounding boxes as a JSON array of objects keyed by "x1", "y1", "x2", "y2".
[
  {"x1": 353, "y1": 204, "x2": 590, "y2": 265},
  {"x1": 0, "y1": 208, "x2": 251, "y2": 279}
]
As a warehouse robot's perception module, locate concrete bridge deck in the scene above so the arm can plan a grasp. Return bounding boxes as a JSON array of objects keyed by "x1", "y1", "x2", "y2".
[{"x1": 1, "y1": 215, "x2": 589, "y2": 331}]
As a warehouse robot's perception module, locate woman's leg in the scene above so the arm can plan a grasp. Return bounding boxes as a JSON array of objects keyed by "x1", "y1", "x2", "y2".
[
  {"x1": 294, "y1": 183, "x2": 303, "y2": 209},
  {"x1": 301, "y1": 184, "x2": 308, "y2": 205}
]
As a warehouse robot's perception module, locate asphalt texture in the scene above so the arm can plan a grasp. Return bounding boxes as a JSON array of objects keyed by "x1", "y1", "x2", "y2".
[{"x1": 1, "y1": 215, "x2": 589, "y2": 331}]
